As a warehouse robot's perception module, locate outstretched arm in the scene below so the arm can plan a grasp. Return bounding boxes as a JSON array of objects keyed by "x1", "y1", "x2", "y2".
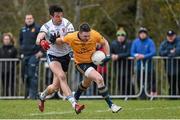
[
  {"x1": 36, "y1": 32, "x2": 46, "y2": 45},
  {"x1": 36, "y1": 32, "x2": 50, "y2": 51},
  {"x1": 56, "y1": 36, "x2": 66, "y2": 45},
  {"x1": 102, "y1": 38, "x2": 110, "y2": 56},
  {"x1": 100, "y1": 38, "x2": 111, "y2": 66}
]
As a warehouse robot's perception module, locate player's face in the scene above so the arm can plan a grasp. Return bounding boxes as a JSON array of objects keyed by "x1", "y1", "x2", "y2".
[
  {"x1": 25, "y1": 15, "x2": 34, "y2": 26},
  {"x1": 51, "y1": 12, "x2": 63, "y2": 25},
  {"x1": 79, "y1": 32, "x2": 90, "y2": 42}
]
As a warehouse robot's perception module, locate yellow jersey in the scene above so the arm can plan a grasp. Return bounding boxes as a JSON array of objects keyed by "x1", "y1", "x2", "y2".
[{"x1": 63, "y1": 30, "x2": 105, "y2": 64}]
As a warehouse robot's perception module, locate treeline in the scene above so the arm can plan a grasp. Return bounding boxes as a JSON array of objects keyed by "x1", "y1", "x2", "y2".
[{"x1": 0, "y1": 0, "x2": 180, "y2": 48}]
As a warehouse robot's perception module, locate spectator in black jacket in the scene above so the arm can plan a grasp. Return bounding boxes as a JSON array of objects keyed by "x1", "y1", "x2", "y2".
[
  {"x1": 110, "y1": 28, "x2": 134, "y2": 95},
  {"x1": 19, "y1": 14, "x2": 43, "y2": 99},
  {"x1": 159, "y1": 30, "x2": 180, "y2": 95},
  {"x1": 0, "y1": 33, "x2": 17, "y2": 96}
]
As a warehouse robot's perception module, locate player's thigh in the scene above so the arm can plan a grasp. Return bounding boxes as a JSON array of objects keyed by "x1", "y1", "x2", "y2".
[
  {"x1": 49, "y1": 61, "x2": 66, "y2": 80},
  {"x1": 87, "y1": 69, "x2": 103, "y2": 82},
  {"x1": 76, "y1": 63, "x2": 102, "y2": 82}
]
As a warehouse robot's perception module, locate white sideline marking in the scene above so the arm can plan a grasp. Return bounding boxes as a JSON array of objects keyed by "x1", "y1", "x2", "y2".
[
  {"x1": 28, "y1": 110, "x2": 110, "y2": 116},
  {"x1": 126, "y1": 106, "x2": 180, "y2": 111},
  {"x1": 27, "y1": 106, "x2": 180, "y2": 116},
  {"x1": 29, "y1": 111, "x2": 73, "y2": 116}
]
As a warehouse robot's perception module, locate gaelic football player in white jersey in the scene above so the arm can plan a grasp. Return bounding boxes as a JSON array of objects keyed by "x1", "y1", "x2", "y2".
[{"x1": 36, "y1": 5, "x2": 84, "y2": 114}]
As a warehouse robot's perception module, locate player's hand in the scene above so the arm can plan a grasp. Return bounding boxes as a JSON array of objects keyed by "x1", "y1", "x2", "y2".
[
  {"x1": 100, "y1": 55, "x2": 111, "y2": 66},
  {"x1": 49, "y1": 32, "x2": 61, "y2": 44},
  {"x1": 40, "y1": 40, "x2": 50, "y2": 51},
  {"x1": 49, "y1": 33, "x2": 57, "y2": 44}
]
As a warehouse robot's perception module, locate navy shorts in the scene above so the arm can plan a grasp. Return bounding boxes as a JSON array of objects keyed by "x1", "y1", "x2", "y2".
[
  {"x1": 75, "y1": 62, "x2": 97, "y2": 75},
  {"x1": 47, "y1": 53, "x2": 71, "y2": 72}
]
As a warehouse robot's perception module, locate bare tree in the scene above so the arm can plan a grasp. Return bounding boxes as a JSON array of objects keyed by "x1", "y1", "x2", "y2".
[
  {"x1": 73, "y1": 0, "x2": 100, "y2": 29},
  {"x1": 165, "y1": 0, "x2": 180, "y2": 29},
  {"x1": 74, "y1": 0, "x2": 81, "y2": 29},
  {"x1": 135, "y1": 0, "x2": 143, "y2": 36},
  {"x1": 44, "y1": 0, "x2": 49, "y2": 20}
]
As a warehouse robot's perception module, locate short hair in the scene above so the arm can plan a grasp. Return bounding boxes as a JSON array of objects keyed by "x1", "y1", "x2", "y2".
[
  {"x1": 25, "y1": 14, "x2": 33, "y2": 19},
  {"x1": 49, "y1": 5, "x2": 63, "y2": 16},
  {"x1": 79, "y1": 23, "x2": 91, "y2": 32}
]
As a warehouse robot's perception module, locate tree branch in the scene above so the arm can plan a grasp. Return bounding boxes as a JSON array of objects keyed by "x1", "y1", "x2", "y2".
[
  {"x1": 80, "y1": 4, "x2": 100, "y2": 9},
  {"x1": 100, "y1": 7, "x2": 118, "y2": 29}
]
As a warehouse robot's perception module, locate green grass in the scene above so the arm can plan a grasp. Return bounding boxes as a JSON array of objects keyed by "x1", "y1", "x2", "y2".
[{"x1": 0, "y1": 99, "x2": 180, "y2": 119}]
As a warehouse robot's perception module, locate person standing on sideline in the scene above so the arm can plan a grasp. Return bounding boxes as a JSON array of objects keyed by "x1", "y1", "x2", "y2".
[
  {"x1": 110, "y1": 28, "x2": 134, "y2": 95},
  {"x1": 159, "y1": 30, "x2": 180, "y2": 95},
  {"x1": 19, "y1": 14, "x2": 43, "y2": 99},
  {"x1": 131, "y1": 27, "x2": 157, "y2": 99},
  {"x1": 0, "y1": 33, "x2": 17, "y2": 96},
  {"x1": 36, "y1": 5, "x2": 85, "y2": 114}
]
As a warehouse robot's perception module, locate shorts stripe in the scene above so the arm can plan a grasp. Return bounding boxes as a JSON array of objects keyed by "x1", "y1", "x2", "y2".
[
  {"x1": 46, "y1": 54, "x2": 51, "y2": 64},
  {"x1": 76, "y1": 64, "x2": 85, "y2": 74}
]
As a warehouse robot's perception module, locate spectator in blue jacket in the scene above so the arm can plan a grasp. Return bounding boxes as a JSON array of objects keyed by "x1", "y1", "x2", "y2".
[
  {"x1": 159, "y1": 30, "x2": 180, "y2": 95},
  {"x1": 131, "y1": 27, "x2": 157, "y2": 99},
  {"x1": 19, "y1": 14, "x2": 43, "y2": 99}
]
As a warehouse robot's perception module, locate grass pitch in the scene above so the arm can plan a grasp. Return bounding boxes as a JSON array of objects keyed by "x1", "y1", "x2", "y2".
[{"x1": 0, "y1": 99, "x2": 179, "y2": 119}]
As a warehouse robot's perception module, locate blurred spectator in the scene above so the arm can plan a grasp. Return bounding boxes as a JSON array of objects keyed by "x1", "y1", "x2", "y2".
[
  {"x1": 19, "y1": 14, "x2": 43, "y2": 99},
  {"x1": 159, "y1": 30, "x2": 180, "y2": 95},
  {"x1": 0, "y1": 33, "x2": 17, "y2": 96},
  {"x1": 110, "y1": 28, "x2": 134, "y2": 95},
  {"x1": 131, "y1": 27, "x2": 156, "y2": 99}
]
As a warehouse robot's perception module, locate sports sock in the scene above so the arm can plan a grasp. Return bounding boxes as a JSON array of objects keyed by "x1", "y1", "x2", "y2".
[
  {"x1": 98, "y1": 86, "x2": 113, "y2": 108},
  {"x1": 40, "y1": 88, "x2": 49, "y2": 100},
  {"x1": 66, "y1": 96, "x2": 77, "y2": 108},
  {"x1": 74, "y1": 83, "x2": 87, "y2": 100}
]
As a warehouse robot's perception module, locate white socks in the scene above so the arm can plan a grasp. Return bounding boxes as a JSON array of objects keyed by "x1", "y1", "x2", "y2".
[{"x1": 67, "y1": 96, "x2": 77, "y2": 108}]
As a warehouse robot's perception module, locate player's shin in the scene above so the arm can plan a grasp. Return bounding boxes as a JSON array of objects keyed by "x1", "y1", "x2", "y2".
[
  {"x1": 40, "y1": 85, "x2": 57, "y2": 100},
  {"x1": 74, "y1": 82, "x2": 87, "y2": 100},
  {"x1": 66, "y1": 96, "x2": 77, "y2": 108},
  {"x1": 98, "y1": 86, "x2": 113, "y2": 108}
]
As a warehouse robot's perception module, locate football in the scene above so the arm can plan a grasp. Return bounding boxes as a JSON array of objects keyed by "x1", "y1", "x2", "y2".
[{"x1": 91, "y1": 50, "x2": 106, "y2": 65}]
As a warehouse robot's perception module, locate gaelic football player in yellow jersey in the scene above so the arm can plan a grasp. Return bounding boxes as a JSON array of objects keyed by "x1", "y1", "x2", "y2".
[{"x1": 56, "y1": 23, "x2": 122, "y2": 113}]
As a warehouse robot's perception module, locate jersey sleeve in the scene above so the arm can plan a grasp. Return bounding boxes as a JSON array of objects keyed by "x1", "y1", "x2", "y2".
[
  {"x1": 66, "y1": 23, "x2": 75, "y2": 33},
  {"x1": 63, "y1": 34, "x2": 73, "y2": 45},
  {"x1": 40, "y1": 24, "x2": 49, "y2": 34},
  {"x1": 94, "y1": 30, "x2": 105, "y2": 44}
]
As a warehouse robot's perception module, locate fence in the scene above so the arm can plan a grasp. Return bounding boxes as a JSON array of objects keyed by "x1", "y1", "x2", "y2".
[{"x1": 0, "y1": 57, "x2": 180, "y2": 99}]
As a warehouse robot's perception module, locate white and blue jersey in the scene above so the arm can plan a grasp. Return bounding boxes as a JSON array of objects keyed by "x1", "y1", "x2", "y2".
[{"x1": 40, "y1": 18, "x2": 74, "y2": 57}]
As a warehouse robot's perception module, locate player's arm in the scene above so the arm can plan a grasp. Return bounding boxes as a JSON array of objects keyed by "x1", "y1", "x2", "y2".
[
  {"x1": 99, "y1": 38, "x2": 111, "y2": 66},
  {"x1": 36, "y1": 32, "x2": 46, "y2": 45},
  {"x1": 56, "y1": 34, "x2": 72, "y2": 46},
  {"x1": 56, "y1": 37, "x2": 66, "y2": 44},
  {"x1": 102, "y1": 38, "x2": 110, "y2": 56},
  {"x1": 36, "y1": 32, "x2": 50, "y2": 51}
]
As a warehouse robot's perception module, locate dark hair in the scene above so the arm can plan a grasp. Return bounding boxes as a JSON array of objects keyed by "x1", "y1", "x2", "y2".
[
  {"x1": 79, "y1": 23, "x2": 91, "y2": 32},
  {"x1": 25, "y1": 14, "x2": 33, "y2": 19},
  {"x1": 49, "y1": 5, "x2": 63, "y2": 16}
]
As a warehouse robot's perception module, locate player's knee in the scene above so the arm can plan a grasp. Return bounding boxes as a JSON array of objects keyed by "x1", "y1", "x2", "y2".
[{"x1": 95, "y1": 76, "x2": 104, "y2": 85}]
